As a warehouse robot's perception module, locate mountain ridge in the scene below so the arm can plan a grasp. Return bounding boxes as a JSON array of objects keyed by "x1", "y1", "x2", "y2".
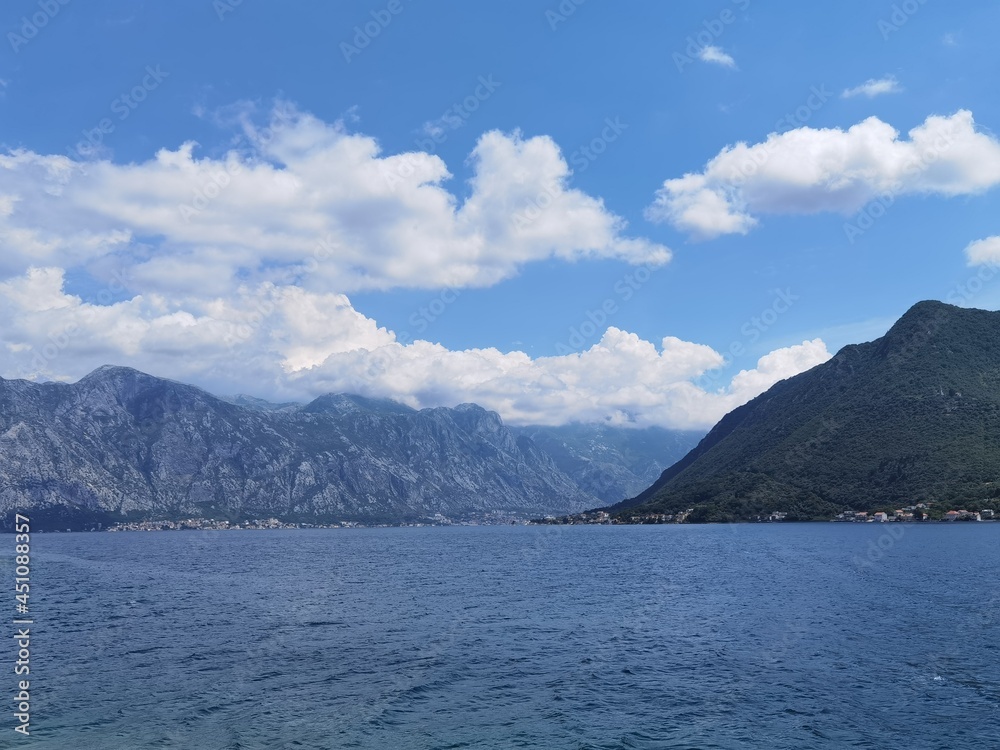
[
  {"x1": 0, "y1": 366, "x2": 590, "y2": 529},
  {"x1": 611, "y1": 300, "x2": 1000, "y2": 522},
  {"x1": 0, "y1": 366, "x2": 700, "y2": 530}
]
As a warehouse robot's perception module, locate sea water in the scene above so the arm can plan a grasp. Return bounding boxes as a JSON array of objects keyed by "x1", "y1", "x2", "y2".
[{"x1": 7, "y1": 523, "x2": 999, "y2": 749}]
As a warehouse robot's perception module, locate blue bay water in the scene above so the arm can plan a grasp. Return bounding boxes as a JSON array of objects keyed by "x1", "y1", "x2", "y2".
[{"x1": 6, "y1": 523, "x2": 1000, "y2": 749}]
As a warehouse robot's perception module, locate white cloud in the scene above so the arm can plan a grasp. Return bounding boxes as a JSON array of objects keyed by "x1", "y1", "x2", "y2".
[
  {"x1": 0, "y1": 267, "x2": 396, "y2": 394},
  {"x1": 0, "y1": 103, "x2": 831, "y2": 430},
  {"x1": 647, "y1": 110, "x2": 1000, "y2": 238},
  {"x1": 965, "y1": 236, "x2": 1000, "y2": 266},
  {"x1": 724, "y1": 339, "x2": 829, "y2": 404},
  {"x1": 0, "y1": 104, "x2": 670, "y2": 296},
  {"x1": 697, "y1": 45, "x2": 737, "y2": 69},
  {"x1": 301, "y1": 331, "x2": 829, "y2": 430},
  {"x1": 0, "y1": 267, "x2": 830, "y2": 430},
  {"x1": 841, "y1": 75, "x2": 902, "y2": 99}
]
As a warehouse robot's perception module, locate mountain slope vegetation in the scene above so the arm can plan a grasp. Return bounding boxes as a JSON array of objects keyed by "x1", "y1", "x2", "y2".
[{"x1": 613, "y1": 301, "x2": 1000, "y2": 521}]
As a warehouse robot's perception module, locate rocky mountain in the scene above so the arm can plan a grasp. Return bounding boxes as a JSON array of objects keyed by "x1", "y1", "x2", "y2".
[
  {"x1": 0, "y1": 366, "x2": 598, "y2": 529},
  {"x1": 511, "y1": 424, "x2": 702, "y2": 504},
  {"x1": 612, "y1": 301, "x2": 1000, "y2": 522}
]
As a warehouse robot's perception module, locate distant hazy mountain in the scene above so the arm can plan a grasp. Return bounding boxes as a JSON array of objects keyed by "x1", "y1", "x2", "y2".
[
  {"x1": 613, "y1": 301, "x2": 1000, "y2": 522},
  {"x1": 219, "y1": 394, "x2": 300, "y2": 413},
  {"x1": 512, "y1": 424, "x2": 703, "y2": 504},
  {"x1": 0, "y1": 366, "x2": 599, "y2": 529}
]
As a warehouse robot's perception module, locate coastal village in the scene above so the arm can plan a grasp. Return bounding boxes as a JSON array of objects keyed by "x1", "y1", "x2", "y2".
[
  {"x1": 535, "y1": 503, "x2": 998, "y2": 525},
  {"x1": 49, "y1": 503, "x2": 1000, "y2": 533},
  {"x1": 108, "y1": 518, "x2": 346, "y2": 532},
  {"x1": 104, "y1": 510, "x2": 521, "y2": 532},
  {"x1": 833, "y1": 506, "x2": 995, "y2": 523}
]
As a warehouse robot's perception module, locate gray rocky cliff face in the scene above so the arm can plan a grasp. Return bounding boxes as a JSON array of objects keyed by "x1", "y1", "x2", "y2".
[
  {"x1": 0, "y1": 367, "x2": 596, "y2": 526},
  {"x1": 511, "y1": 424, "x2": 704, "y2": 504}
]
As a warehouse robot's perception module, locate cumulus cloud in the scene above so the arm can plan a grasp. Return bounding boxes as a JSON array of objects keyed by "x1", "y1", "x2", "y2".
[
  {"x1": 301, "y1": 331, "x2": 830, "y2": 430},
  {"x1": 0, "y1": 266, "x2": 831, "y2": 429},
  {"x1": 841, "y1": 75, "x2": 902, "y2": 99},
  {"x1": 965, "y1": 236, "x2": 1000, "y2": 266},
  {"x1": 0, "y1": 103, "x2": 831, "y2": 429},
  {"x1": 0, "y1": 267, "x2": 395, "y2": 392},
  {"x1": 697, "y1": 45, "x2": 737, "y2": 69},
  {"x1": 646, "y1": 110, "x2": 1000, "y2": 238},
  {"x1": 724, "y1": 338, "x2": 829, "y2": 404},
  {"x1": 0, "y1": 104, "x2": 670, "y2": 296}
]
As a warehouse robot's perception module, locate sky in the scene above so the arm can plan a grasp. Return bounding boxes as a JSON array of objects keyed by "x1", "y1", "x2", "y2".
[{"x1": 0, "y1": 0, "x2": 998, "y2": 430}]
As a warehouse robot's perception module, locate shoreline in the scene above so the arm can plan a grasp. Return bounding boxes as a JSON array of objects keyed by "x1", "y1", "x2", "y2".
[{"x1": 8, "y1": 518, "x2": 999, "y2": 534}]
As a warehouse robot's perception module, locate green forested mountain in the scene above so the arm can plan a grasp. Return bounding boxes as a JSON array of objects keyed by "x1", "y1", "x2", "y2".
[{"x1": 612, "y1": 301, "x2": 1000, "y2": 522}]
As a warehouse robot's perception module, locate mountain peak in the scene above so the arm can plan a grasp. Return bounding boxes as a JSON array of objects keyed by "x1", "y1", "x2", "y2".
[
  {"x1": 898, "y1": 299, "x2": 957, "y2": 318},
  {"x1": 82, "y1": 364, "x2": 145, "y2": 379},
  {"x1": 618, "y1": 300, "x2": 1000, "y2": 522},
  {"x1": 889, "y1": 299, "x2": 1000, "y2": 329},
  {"x1": 302, "y1": 393, "x2": 416, "y2": 416},
  {"x1": 875, "y1": 300, "x2": 1000, "y2": 363},
  {"x1": 76, "y1": 365, "x2": 166, "y2": 392}
]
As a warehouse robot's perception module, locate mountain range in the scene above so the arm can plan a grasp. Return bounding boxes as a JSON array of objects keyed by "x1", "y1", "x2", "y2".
[
  {"x1": 0, "y1": 365, "x2": 699, "y2": 530},
  {"x1": 8, "y1": 300, "x2": 993, "y2": 530}
]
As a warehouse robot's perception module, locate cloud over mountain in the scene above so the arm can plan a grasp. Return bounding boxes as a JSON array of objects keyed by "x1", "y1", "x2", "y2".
[{"x1": 0, "y1": 104, "x2": 830, "y2": 429}]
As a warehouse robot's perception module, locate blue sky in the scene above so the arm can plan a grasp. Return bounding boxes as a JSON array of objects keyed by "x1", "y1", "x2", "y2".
[{"x1": 1, "y1": 0, "x2": 998, "y2": 429}]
